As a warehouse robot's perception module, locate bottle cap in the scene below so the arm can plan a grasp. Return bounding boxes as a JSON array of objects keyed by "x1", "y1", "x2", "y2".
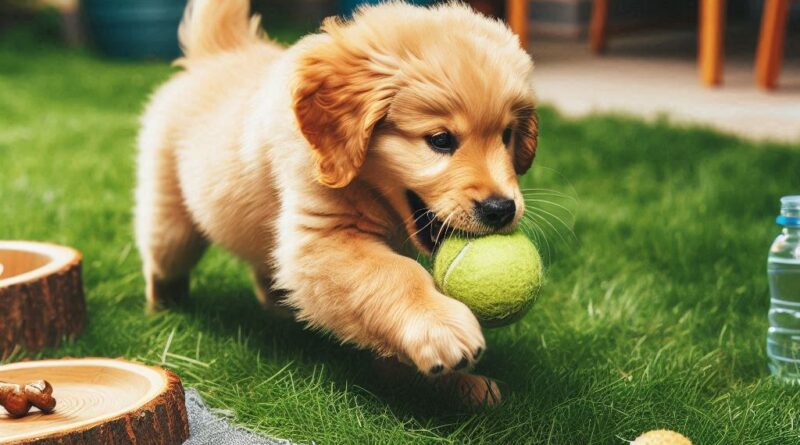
[
  {"x1": 781, "y1": 195, "x2": 800, "y2": 208},
  {"x1": 780, "y1": 196, "x2": 800, "y2": 220}
]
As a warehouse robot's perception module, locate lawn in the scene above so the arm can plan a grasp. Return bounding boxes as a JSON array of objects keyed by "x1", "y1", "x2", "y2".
[{"x1": 2, "y1": 28, "x2": 800, "y2": 445}]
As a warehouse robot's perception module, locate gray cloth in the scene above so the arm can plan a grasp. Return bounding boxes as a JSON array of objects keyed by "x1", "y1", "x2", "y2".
[{"x1": 184, "y1": 389, "x2": 293, "y2": 445}]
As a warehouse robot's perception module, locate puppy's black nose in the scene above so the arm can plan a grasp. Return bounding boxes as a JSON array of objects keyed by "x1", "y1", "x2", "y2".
[{"x1": 476, "y1": 197, "x2": 516, "y2": 229}]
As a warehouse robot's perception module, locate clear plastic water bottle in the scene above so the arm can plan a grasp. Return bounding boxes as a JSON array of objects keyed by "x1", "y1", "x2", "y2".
[{"x1": 767, "y1": 195, "x2": 800, "y2": 382}]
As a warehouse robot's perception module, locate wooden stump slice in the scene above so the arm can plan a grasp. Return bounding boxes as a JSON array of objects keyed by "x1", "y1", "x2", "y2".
[
  {"x1": 0, "y1": 241, "x2": 86, "y2": 358},
  {"x1": 0, "y1": 358, "x2": 189, "y2": 445}
]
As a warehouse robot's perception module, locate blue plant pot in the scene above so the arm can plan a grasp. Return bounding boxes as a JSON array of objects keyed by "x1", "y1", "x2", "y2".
[
  {"x1": 83, "y1": 0, "x2": 186, "y2": 60},
  {"x1": 340, "y1": 0, "x2": 436, "y2": 17}
]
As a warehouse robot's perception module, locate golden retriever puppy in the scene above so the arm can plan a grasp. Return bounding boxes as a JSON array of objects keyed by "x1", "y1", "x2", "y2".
[{"x1": 135, "y1": 0, "x2": 537, "y2": 404}]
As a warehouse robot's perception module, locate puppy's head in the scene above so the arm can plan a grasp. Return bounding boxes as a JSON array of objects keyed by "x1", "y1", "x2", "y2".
[{"x1": 292, "y1": 2, "x2": 537, "y2": 254}]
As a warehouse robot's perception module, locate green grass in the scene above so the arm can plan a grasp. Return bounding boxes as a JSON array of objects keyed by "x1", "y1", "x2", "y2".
[{"x1": 2, "y1": 32, "x2": 800, "y2": 445}]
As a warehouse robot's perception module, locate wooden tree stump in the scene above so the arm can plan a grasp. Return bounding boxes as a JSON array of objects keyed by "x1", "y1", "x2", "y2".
[
  {"x1": 0, "y1": 241, "x2": 86, "y2": 358},
  {"x1": 0, "y1": 358, "x2": 189, "y2": 445}
]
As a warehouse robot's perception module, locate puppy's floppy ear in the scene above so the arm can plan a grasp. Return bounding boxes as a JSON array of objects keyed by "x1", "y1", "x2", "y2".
[
  {"x1": 513, "y1": 108, "x2": 539, "y2": 174},
  {"x1": 292, "y1": 21, "x2": 397, "y2": 188}
]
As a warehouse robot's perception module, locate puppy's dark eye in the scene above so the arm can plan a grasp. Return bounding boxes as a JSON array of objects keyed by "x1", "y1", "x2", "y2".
[
  {"x1": 426, "y1": 131, "x2": 458, "y2": 154},
  {"x1": 502, "y1": 127, "x2": 513, "y2": 146}
]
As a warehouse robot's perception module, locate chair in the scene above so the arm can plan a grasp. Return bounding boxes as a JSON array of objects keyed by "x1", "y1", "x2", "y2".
[
  {"x1": 756, "y1": 0, "x2": 791, "y2": 90},
  {"x1": 589, "y1": 0, "x2": 794, "y2": 89},
  {"x1": 589, "y1": 0, "x2": 726, "y2": 87},
  {"x1": 507, "y1": 0, "x2": 529, "y2": 48},
  {"x1": 507, "y1": 0, "x2": 728, "y2": 87},
  {"x1": 698, "y1": 0, "x2": 725, "y2": 86}
]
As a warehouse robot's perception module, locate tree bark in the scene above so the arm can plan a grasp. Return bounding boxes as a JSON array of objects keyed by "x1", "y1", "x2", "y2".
[{"x1": 0, "y1": 242, "x2": 86, "y2": 358}]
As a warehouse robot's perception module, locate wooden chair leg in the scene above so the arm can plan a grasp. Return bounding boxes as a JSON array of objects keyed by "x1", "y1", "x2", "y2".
[
  {"x1": 507, "y1": 0, "x2": 529, "y2": 50},
  {"x1": 755, "y1": 0, "x2": 790, "y2": 90},
  {"x1": 589, "y1": 0, "x2": 609, "y2": 54},
  {"x1": 698, "y1": 0, "x2": 726, "y2": 87}
]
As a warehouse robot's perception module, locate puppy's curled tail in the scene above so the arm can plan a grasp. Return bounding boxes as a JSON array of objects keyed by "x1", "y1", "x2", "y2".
[{"x1": 178, "y1": 0, "x2": 262, "y2": 62}]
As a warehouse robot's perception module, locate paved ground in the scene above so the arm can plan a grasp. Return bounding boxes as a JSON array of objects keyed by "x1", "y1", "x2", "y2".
[{"x1": 529, "y1": 25, "x2": 800, "y2": 142}]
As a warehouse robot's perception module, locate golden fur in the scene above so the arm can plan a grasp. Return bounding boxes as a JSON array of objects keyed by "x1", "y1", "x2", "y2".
[{"x1": 135, "y1": 0, "x2": 537, "y2": 399}]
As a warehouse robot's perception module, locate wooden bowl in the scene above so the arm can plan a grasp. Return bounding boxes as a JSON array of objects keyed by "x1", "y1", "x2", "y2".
[
  {"x1": 0, "y1": 241, "x2": 85, "y2": 358},
  {"x1": 0, "y1": 358, "x2": 189, "y2": 444}
]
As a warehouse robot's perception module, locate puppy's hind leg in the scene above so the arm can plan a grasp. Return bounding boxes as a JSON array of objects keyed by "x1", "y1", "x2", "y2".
[
  {"x1": 135, "y1": 142, "x2": 207, "y2": 312},
  {"x1": 251, "y1": 265, "x2": 294, "y2": 319}
]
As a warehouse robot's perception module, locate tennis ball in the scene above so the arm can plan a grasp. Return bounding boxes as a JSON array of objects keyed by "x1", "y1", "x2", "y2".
[
  {"x1": 433, "y1": 231, "x2": 542, "y2": 327},
  {"x1": 631, "y1": 430, "x2": 692, "y2": 445}
]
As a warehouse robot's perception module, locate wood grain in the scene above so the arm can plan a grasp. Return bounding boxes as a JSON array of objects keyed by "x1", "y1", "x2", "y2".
[{"x1": 0, "y1": 358, "x2": 189, "y2": 445}]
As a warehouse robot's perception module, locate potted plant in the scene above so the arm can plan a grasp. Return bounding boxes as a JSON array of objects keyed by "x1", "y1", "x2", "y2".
[
  {"x1": 82, "y1": 0, "x2": 185, "y2": 59},
  {"x1": 341, "y1": 0, "x2": 436, "y2": 17}
]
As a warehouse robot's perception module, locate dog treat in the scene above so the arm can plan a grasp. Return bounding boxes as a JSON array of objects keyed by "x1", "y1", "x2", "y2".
[
  {"x1": 0, "y1": 379, "x2": 56, "y2": 418},
  {"x1": 631, "y1": 429, "x2": 692, "y2": 445}
]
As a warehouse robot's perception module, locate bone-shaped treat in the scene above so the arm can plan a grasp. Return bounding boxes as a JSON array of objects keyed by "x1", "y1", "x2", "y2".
[{"x1": 0, "y1": 380, "x2": 56, "y2": 418}]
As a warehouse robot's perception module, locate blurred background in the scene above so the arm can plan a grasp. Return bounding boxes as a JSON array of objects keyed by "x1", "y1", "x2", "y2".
[{"x1": 2, "y1": 0, "x2": 798, "y2": 141}]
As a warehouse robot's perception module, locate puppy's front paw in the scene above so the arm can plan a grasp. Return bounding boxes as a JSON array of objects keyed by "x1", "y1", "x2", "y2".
[{"x1": 399, "y1": 295, "x2": 485, "y2": 375}]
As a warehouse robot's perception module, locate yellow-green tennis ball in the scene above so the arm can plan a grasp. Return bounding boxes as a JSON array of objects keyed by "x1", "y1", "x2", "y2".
[{"x1": 433, "y1": 231, "x2": 543, "y2": 327}]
